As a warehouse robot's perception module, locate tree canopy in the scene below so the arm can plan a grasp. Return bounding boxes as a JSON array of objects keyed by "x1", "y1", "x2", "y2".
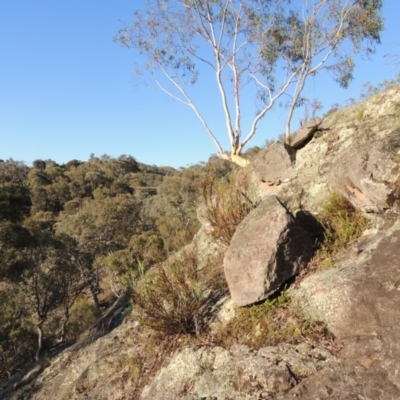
[
  {"x1": 116, "y1": 0, "x2": 383, "y2": 164},
  {"x1": 0, "y1": 154, "x2": 234, "y2": 383}
]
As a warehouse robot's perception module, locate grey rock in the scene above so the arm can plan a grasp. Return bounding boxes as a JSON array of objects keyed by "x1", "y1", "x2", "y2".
[
  {"x1": 189, "y1": 226, "x2": 224, "y2": 270},
  {"x1": 254, "y1": 88, "x2": 400, "y2": 215},
  {"x1": 141, "y1": 344, "x2": 339, "y2": 400},
  {"x1": 291, "y1": 221, "x2": 400, "y2": 396},
  {"x1": 0, "y1": 316, "x2": 142, "y2": 400},
  {"x1": 196, "y1": 204, "x2": 214, "y2": 234},
  {"x1": 284, "y1": 362, "x2": 400, "y2": 400},
  {"x1": 251, "y1": 141, "x2": 295, "y2": 185},
  {"x1": 329, "y1": 136, "x2": 400, "y2": 213},
  {"x1": 224, "y1": 196, "x2": 313, "y2": 307},
  {"x1": 291, "y1": 118, "x2": 322, "y2": 149}
]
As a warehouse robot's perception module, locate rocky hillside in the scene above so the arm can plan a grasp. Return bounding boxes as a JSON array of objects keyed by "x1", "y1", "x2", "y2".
[{"x1": 2, "y1": 87, "x2": 400, "y2": 399}]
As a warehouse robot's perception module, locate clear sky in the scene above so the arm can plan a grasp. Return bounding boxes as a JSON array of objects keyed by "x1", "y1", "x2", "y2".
[{"x1": 1, "y1": 1, "x2": 399, "y2": 169}]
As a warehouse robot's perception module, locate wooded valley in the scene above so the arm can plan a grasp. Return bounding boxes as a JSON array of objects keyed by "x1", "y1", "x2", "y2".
[{"x1": 0, "y1": 152, "x2": 241, "y2": 384}]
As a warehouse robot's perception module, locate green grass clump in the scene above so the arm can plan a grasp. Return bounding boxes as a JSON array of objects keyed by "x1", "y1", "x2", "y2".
[
  {"x1": 214, "y1": 291, "x2": 331, "y2": 348},
  {"x1": 355, "y1": 107, "x2": 365, "y2": 121},
  {"x1": 314, "y1": 193, "x2": 369, "y2": 269}
]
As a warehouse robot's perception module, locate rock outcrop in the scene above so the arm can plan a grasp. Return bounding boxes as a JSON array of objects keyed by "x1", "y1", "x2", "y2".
[
  {"x1": 141, "y1": 344, "x2": 339, "y2": 400},
  {"x1": 250, "y1": 87, "x2": 400, "y2": 215},
  {"x1": 1, "y1": 316, "x2": 140, "y2": 400},
  {"x1": 251, "y1": 141, "x2": 295, "y2": 185},
  {"x1": 2, "y1": 88, "x2": 400, "y2": 400},
  {"x1": 329, "y1": 135, "x2": 400, "y2": 212},
  {"x1": 290, "y1": 219, "x2": 400, "y2": 398},
  {"x1": 224, "y1": 196, "x2": 313, "y2": 306},
  {"x1": 291, "y1": 117, "x2": 322, "y2": 149}
]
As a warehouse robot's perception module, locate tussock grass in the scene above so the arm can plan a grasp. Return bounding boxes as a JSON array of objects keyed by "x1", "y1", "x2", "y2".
[{"x1": 313, "y1": 193, "x2": 369, "y2": 269}]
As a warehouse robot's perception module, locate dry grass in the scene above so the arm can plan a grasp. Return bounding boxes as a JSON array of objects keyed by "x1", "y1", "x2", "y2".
[
  {"x1": 213, "y1": 290, "x2": 332, "y2": 349},
  {"x1": 202, "y1": 169, "x2": 258, "y2": 246}
]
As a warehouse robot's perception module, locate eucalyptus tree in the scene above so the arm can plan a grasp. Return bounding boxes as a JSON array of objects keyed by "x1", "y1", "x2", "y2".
[
  {"x1": 117, "y1": 0, "x2": 383, "y2": 165},
  {"x1": 0, "y1": 286, "x2": 36, "y2": 384},
  {"x1": 56, "y1": 194, "x2": 142, "y2": 254},
  {"x1": 17, "y1": 232, "x2": 94, "y2": 359}
]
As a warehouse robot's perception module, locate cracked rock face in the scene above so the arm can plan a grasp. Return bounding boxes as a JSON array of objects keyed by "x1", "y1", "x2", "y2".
[
  {"x1": 251, "y1": 87, "x2": 400, "y2": 215},
  {"x1": 329, "y1": 137, "x2": 400, "y2": 212},
  {"x1": 251, "y1": 141, "x2": 295, "y2": 185},
  {"x1": 290, "y1": 222, "x2": 400, "y2": 399},
  {"x1": 140, "y1": 344, "x2": 339, "y2": 400}
]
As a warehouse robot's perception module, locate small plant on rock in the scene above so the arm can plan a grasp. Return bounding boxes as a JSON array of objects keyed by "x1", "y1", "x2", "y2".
[
  {"x1": 214, "y1": 290, "x2": 331, "y2": 348},
  {"x1": 314, "y1": 193, "x2": 369, "y2": 269}
]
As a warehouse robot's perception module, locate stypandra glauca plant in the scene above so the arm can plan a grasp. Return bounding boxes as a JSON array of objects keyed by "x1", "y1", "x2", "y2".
[
  {"x1": 133, "y1": 249, "x2": 225, "y2": 336},
  {"x1": 202, "y1": 167, "x2": 258, "y2": 246}
]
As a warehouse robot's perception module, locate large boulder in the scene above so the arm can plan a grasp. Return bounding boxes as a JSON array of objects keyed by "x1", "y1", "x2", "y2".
[{"x1": 224, "y1": 196, "x2": 313, "y2": 307}]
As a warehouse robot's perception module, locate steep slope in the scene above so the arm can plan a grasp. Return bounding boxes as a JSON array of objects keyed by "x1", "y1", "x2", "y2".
[{"x1": 2, "y1": 87, "x2": 400, "y2": 400}]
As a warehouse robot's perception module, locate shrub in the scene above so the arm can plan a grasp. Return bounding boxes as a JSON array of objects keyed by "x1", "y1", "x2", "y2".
[
  {"x1": 134, "y1": 250, "x2": 225, "y2": 335},
  {"x1": 66, "y1": 297, "x2": 103, "y2": 340},
  {"x1": 355, "y1": 107, "x2": 365, "y2": 121},
  {"x1": 202, "y1": 169, "x2": 257, "y2": 246},
  {"x1": 314, "y1": 193, "x2": 369, "y2": 269}
]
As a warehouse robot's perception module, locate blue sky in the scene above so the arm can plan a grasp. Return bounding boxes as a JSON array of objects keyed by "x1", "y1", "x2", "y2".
[{"x1": 1, "y1": 1, "x2": 399, "y2": 169}]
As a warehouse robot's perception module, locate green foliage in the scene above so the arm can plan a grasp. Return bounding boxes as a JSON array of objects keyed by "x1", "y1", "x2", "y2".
[
  {"x1": 129, "y1": 232, "x2": 165, "y2": 273},
  {"x1": 64, "y1": 298, "x2": 103, "y2": 340},
  {"x1": 314, "y1": 193, "x2": 369, "y2": 269},
  {"x1": 56, "y1": 194, "x2": 142, "y2": 253},
  {"x1": 202, "y1": 169, "x2": 257, "y2": 246},
  {"x1": 141, "y1": 161, "x2": 234, "y2": 252},
  {"x1": 134, "y1": 250, "x2": 224, "y2": 335},
  {"x1": 0, "y1": 159, "x2": 29, "y2": 184},
  {"x1": 214, "y1": 291, "x2": 331, "y2": 348},
  {"x1": 355, "y1": 107, "x2": 365, "y2": 121},
  {"x1": 0, "y1": 222, "x2": 34, "y2": 280},
  {"x1": 0, "y1": 285, "x2": 36, "y2": 383},
  {"x1": 0, "y1": 182, "x2": 31, "y2": 223},
  {"x1": 95, "y1": 249, "x2": 139, "y2": 297},
  {"x1": 0, "y1": 225, "x2": 97, "y2": 361}
]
